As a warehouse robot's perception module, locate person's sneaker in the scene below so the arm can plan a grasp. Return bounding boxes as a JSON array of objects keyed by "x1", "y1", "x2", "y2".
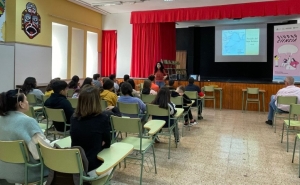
[
  {"x1": 265, "y1": 120, "x2": 273, "y2": 125},
  {"x1": 154, "y1": 137, "x2": 161, "y2": 143},
  {"x1": 176, "y1": 138, "x2": 180, "y2": 143},
  {"x1": 198, "y1": 115, "x2": 203, "y2": 120},
  {"x1": 184, "y1": 122, "x2": 189, "y2": 127}
]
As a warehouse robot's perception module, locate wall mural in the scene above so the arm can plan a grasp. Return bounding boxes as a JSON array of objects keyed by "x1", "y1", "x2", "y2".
[
  {"x1": 21, "y1": 2, "x2": 41, "y2": 39},
  {"x1": 0, "y1": 0, "x2": 5, "y2": 41}
]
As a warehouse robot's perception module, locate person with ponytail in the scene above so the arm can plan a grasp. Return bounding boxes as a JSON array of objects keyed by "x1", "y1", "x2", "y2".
[{"x1": 0, "y1": 89, "x2": 50, "y2": 183}]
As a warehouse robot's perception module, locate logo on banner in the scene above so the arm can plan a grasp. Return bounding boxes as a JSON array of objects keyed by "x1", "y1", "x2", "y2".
[{"x1": 21, "y1": 2, "x2": 41, "y2": 39}]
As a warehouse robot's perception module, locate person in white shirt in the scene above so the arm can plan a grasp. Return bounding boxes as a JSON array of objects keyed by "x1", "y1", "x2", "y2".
[{"x1": 266, "y1": 76, "x2": 300, "y2": 125}]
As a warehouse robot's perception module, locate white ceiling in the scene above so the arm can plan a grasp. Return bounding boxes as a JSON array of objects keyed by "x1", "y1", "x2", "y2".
[{"x1": 69, "y1": 0, "x2": 274, "y2": 14}]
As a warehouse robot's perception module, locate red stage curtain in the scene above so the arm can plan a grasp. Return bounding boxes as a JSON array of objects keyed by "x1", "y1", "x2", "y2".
[
  {"x1": 130, "y1": 0, "x2": 300, "y2": 24},
  {"x1": 130, "y1": 23, "x2": 176, "y2": 78},
  {"x1": 101, "y1": 30, "x2": 117, "y2": 77}
]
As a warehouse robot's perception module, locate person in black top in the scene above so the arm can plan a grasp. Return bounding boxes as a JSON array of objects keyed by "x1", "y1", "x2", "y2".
[
  {"x1": 171, "y1": 86, "x2": 197, "y2": 126},
  {"x1": 44, "y1": 80, "x2": 74, "y2": 132},
  {"x1": 165, "y1": 80, "x2": 176, "y2": 91},
  {"x1": 70, "y1": 85, "x2": 111, "y2": 177},
  {"x1": 185, "y1": 77, "x2": 203, "y2": 120}
]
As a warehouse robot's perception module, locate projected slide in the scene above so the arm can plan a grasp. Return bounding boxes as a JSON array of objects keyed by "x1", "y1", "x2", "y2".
[{"x1": 222, "y1": 29, "x2": 259, "y2": 56}]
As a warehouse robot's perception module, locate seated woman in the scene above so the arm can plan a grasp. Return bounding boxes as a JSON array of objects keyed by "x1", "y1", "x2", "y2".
[
  {"x1": 72, "y1": 77, "x2": 93, "y2": 98},
  {"x1": 151, "y1": 87, "x2": 179, "y2": 142},
  {"x1": 44, "y1": 80, "x2": 74, "y2": 132},
  {"x1": 141, "y1": 79, "x2": 157, "y2": 95},
  {"x1": 127, "y1": 79, "x2": 140, "y2": 97},
  {"x1": 21, "y1": 77, "x2": 44, "y2": 104},
  {"x1": 70, "y1": 85, "x2": 112, "y2": 178},
  {"x1": 100, "y1": 79, "x2": 118, "y2": 106},
  {"x1": 45, "y1": 78, "x2": 60, "y2": 96},
  {"x1": 0, "y1": 89, "x2": 51, "y2": 183}
]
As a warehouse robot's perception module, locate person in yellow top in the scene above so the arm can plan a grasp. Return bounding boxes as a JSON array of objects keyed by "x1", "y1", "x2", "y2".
[
  {"x1": 100, "y1": 79, "x2": 117, "y2": 106},
  {"x1": 45, "y1": 78, "x2": 60, "y2": 96}
]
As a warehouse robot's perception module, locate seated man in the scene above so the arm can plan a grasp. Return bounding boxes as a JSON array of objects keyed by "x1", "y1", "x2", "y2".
[
  {"x1": 185, "y1": 77, "x2": 203, "y2": 120},
  {"x1": 171, "y1": 86, "x2": 197, "y2": 126},
  {"x1": 44, "y1": 80, "x2": 74, "y2": 132},
  {"x1": 118, "y1": 82, "x2": 146, "y2": 121},
  {"x1": 148, "y1": 75, "x2": 159, "y2": 92},
  {"x1": 109, "y1": 74, "x2": 119, "y2": 93},
  {"x1": 92, "y1": 73, "x2": 102, "y2": 89},
  {"x1": 265, "y1": 76, "x2": 300, "y2": 125}
]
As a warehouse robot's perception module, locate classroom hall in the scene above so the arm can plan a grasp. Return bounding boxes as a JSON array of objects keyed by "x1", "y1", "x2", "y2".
[{"x1": 1, "y1": 0, "x2": 300, "y2": 184}]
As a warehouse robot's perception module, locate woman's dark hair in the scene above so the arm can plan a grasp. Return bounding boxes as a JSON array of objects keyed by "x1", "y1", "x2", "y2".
[
  {"x1": 0, "y1": 89, "x2": 25, "y2": 116},
  {"x1": 46, "y1": 78, "x2": 60, "y2": 92},
  {"x1": 52, "y1": 80, "x2": 68, "y2": 94},
  {"x1": 81, "y1": 77, "x2": 93, "y2": 89},
  {"x1": 21, "y1": 77, "x2": 37, "y2": 95},
  {"x1": 68, "y1": 75, "x2": 80, "y2": 89},
  {"x1": 93, "y1": 74, "x2": 100, "y2": 80},
  {"x1": 142, "y1": 80, "x2": 151, "y2": 94},
  {"x1": 151, "y1": 87, "x2": 170, "y2": 109},
  {"x1": 127, "y1": 79, "x2": 136, "y2": 90},
  {"x1": 109, "y1": 74, "x2": 116, "y2": 81},
  {"x1": 148, "y1": 75, "x2": 155, "y2": 82},
  {"x1": 121, "y1": 82, "x2": 133, "y2": 96},
  {"x1": 154, "y1": 62, "x2": 165, "y2": 73},
  {"x1": 124, "y1": 74, "x2": 130, "y2": 82},
  {"x1": 103, "y1": 79, "x2": 114, "y2": 90}
]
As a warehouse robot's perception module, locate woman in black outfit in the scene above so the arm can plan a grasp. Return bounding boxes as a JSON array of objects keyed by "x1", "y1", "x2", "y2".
[{"x1": 70, "y1": 85, "x2": 113, "y2": 177}]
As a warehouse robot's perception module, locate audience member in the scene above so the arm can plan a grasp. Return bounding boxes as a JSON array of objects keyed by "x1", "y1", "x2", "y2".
[
  {"x1": 68, "y1": 75, "x2": 80, "y2": 90},
  {"x1": 118, "y1": 82, "x2": 146, "y2": 119},
  {"x1": 142, "y1": 79, "x2": 157, "y2": 95},
  {"x1": 127, "y1": 79, "x2": 140, "y2": 97},
  {"x1": 265, "y1": 76, "x2": 300, "y2": 125},
  {"x1": 154, "y1": 62, "x2": 167, "y2": 88},
  {"x1": 185, "y1": 77, "x2": 203, "y2": 120},
  {"x1": 44, "y1": 80, "x2": 74, "y2": 132},
  {"x1": 45, "y1": 78, "x2": 60, "y2": 96},
  {"x1": 72, "y1": 77, "x2": 93, "y2": 98},
  {"x1": 166, "y1": 80, "x2": 176, "y2": 90},
  {"x1": 109, "y1": 74, "x2": 119, "y2": 93},
  {"x1": 171, "y1": 86, "x2": 197, "y2": 126},
  {"x1": 148, "y1": 75, "x2": 159, "y2": 92},
  {"x1": 100, "y1": 79, "x2": 118, "y2": 106},
  {"x1": 92, "y1": 73, "x2": 102, "y2": 89},
  {"x1": 151, "y1": 87, "x2": 179, "y2": 142},
  {"x1": 0, "y1": 89, "x2": 50, "y2": 183},
  {"x1": 21, "y1": 77, "x2": 44, "y2": 104},
  {"x1": 70, "y1": 85, "x2": 112, "y2": 178},
  {"x1": 119, "y1": 74, "x2": 130, "y2": 90}
]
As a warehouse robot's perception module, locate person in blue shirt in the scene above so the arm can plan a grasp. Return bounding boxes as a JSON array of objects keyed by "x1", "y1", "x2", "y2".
[
  {"x1": 118, "y1": 82, "x2": 146, "y2": 120},
  {"x1": 185, "y1": 77, "x2": 203, "y2": 120}
]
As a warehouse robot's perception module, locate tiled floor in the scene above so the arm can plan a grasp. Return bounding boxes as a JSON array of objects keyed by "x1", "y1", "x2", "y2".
[{"x1": 111, "y1": 108, "x2": 300, "y2": 185}]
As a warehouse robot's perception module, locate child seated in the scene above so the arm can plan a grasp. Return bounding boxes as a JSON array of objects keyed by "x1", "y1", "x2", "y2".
[{"x1": 171, "y1": 86, "x2": 197, "y2": 126}]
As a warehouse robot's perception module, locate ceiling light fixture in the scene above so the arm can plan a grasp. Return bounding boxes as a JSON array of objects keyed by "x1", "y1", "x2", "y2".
[{"x1": 91, "y1": 0, "x2": 147, "y2": 7}]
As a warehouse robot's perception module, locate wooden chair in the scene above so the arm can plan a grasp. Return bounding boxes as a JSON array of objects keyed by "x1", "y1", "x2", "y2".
[
  {"x1": 0, "y1": 140, "x2": 45, "y2": 185},
  {"x1": 37, "y1": 140, "x2": 133, "y2": 185}
]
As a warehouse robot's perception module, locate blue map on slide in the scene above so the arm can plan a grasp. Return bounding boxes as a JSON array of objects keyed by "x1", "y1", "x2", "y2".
[{"x1": 222, "y1": 30, "x2": 246, "y2": 55}]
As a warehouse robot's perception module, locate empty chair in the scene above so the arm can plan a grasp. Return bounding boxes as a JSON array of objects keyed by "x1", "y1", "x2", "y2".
[
  {"x1": 203, "y1": 86, "x2": 216, "y2": 109},
  {"x1": 245, "y1": 88, "x2": 260, "y2": 112},
  {"x1": 273, "y1": 96, "x2": 298, "y2": 133},
  {"x1": 281, "y1": 104, "x2": 300, "y2": 152}
]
